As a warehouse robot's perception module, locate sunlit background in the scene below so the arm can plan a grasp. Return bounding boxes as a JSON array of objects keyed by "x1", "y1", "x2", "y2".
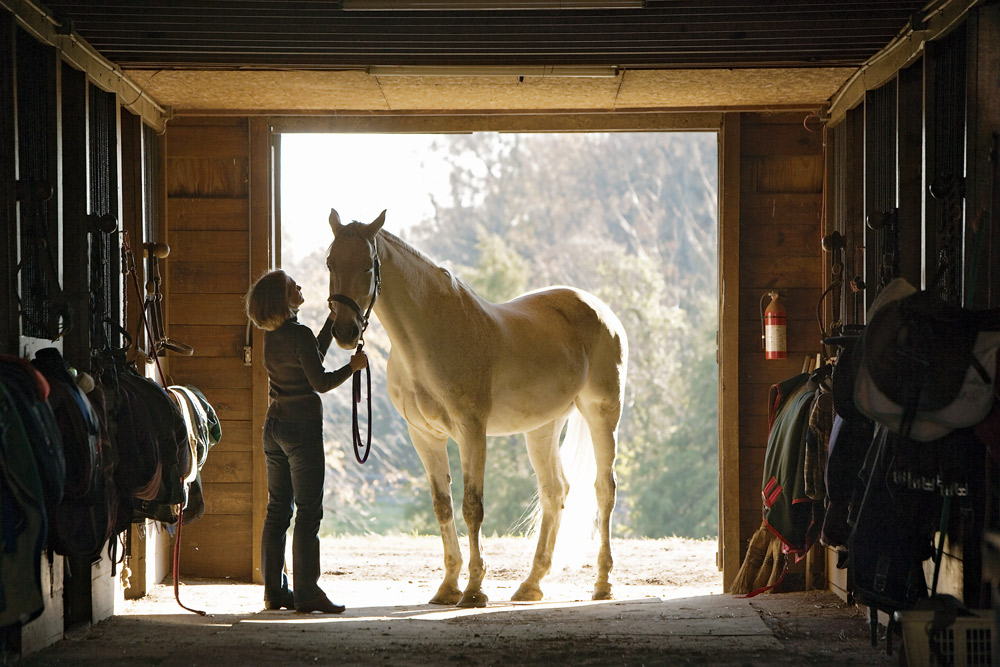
[{"x1": 279, "y1": 132, "x2": 720, "y2": 548}]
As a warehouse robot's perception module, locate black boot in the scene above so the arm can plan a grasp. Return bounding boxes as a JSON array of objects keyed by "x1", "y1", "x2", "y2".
[
  {"x1": 295, "y1": 593, "x2": 345, "y2": 614},
  {"x1": 263, "y1": 590, "x2": 295, "y2": 610}
]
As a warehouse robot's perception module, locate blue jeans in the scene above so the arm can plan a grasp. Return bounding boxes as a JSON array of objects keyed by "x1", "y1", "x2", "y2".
[{"x1": 261, "y1": 418, "x2": 326, "y2": 605}]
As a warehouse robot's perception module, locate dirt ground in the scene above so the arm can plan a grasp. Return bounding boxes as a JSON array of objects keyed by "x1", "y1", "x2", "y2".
[{"x1": 17, "y1": 535, "x2": 901, "y2": 666}]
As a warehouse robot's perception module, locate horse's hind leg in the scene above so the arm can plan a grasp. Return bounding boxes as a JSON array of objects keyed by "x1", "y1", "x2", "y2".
[
  {"x1": 512, "y1": 419, "x2": 569, "y2": 602},
  {"x1": 409, "y1": 428, "x2": 463, "y2": 606},
  {"x1": 578, "y1": 401, "x2": 621, "y2": 601}
]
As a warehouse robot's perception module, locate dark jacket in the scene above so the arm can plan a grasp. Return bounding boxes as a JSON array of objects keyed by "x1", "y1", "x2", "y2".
[{"x1": 263, "y1": 316, "x2": 353, "y2": 421}]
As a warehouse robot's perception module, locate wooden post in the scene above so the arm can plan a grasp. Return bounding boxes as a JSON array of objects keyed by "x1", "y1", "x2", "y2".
[
  {"x1": 719, "y1": 112, "x2": 741, "y2": 591},
  {"x1": 249, "y1": 117, "x2": 275, "y2": 585},
  {"x1": 0, "y1": 11, "x2": 14, "y2": 353}
]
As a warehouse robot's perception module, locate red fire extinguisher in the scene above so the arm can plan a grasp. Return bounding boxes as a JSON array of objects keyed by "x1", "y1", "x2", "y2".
[{"x1": 762, "y1": 291, "x2": 787, "y2": 360}]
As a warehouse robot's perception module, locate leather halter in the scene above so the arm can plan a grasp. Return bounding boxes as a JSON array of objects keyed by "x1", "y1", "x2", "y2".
[
  {"x1": 328, "y1": 238, "x2": 381, "y2": 339},
  {"x1": 328, "y1": 237, "x2": 381, "y2": 464}
]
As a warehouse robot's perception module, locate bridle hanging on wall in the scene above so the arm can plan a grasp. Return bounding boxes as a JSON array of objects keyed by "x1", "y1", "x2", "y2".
[
  {"x1": 15, "y1": 180, "x2": 72, "y2": 341},
  {"x1": 818, "y1": 230, "x2": 846, "y2": 357},
  {"x1": 929, "y1": 173, "x2": 965, "y2": 304},
  {"x1": 866, "y1": 208, "x2": 900, "y2": 295}
]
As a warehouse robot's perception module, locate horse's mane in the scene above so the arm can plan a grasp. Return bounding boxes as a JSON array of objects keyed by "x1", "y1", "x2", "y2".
[
  {"x1": 378, "y1": 228, "x2": 470, "y2": 294},
  {"x1": 329, "y1": 220, "x2": 470, "y2": 295},
  {"x1": 378, "y1": 228, "x2": 432, "y2": 266}
]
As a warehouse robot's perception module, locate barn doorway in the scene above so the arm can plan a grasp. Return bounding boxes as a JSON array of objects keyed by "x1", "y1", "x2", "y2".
[{"x1": 275, "y1": 129, "x2": 720, "y2": 570}]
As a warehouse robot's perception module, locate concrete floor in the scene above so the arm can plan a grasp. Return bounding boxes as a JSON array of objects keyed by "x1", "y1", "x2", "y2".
[{"x1": 15, "y1": 582, "x2": 900, "y2": 666}]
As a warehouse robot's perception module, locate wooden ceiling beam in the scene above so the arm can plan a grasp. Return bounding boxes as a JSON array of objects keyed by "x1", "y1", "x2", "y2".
[
  {"x1": 825, "y1": 0, "x2": 984, "y2": 125},
  {"x1": 1, "y1": 0, "x2": 169, "y2": 130}
]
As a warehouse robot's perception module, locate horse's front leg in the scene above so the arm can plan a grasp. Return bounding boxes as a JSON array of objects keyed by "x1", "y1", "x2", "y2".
[
  {"x1": 410, "y1": 428, "x2": 463, "y2": 606},
  {"x1": 456, "y1": 427, "x2": 489, "y2": 608}
]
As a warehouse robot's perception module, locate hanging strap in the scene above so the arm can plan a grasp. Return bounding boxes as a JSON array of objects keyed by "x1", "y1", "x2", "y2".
[
  {"x1": 172, "y1": 505, "x2": 206, "y2": 616},
  {"x1": 123, "y1": 232, "x2": 205, "y2": 616},
  {"x1": 244, "y1": 320, "x2": 253, "y2": 366},
  {"x1": 737, "y1": 563, "x2": 789, "y2": 599}
]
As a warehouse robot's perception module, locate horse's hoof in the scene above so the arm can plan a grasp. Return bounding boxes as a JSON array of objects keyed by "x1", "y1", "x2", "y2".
[
  {"x1": 456, "y1": 591, "x2": 489, "y2": 608},
  {"x1": 592, "y1": 583, "x2": 613, "y2": 601},
  {"x1": 429, "y1": 585, "x2": 463, "y2": 606},
  {"x1": 511, "y1": 582, "x2": 543, "y2": 602}
]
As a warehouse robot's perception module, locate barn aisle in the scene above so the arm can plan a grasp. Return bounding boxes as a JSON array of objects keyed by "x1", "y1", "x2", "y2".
[{"x1": 17, "y1": 582, "x2": 895, "y2": 666}]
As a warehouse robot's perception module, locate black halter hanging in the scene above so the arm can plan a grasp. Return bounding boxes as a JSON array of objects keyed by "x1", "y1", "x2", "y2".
[{"x1": 329, "y1": 245, "x2": 381, "y2": 464}]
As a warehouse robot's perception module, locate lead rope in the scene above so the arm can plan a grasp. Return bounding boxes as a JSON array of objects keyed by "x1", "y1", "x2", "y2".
[
  {"x1": 332, "y1": 245, "x2": 381, "y2": 465},
  {"x1": 352, "y1": 256, "x2": 379, "y2": 465},
  {"x1": 351, "y1": 341, "x2": 372, "y2": 464}
]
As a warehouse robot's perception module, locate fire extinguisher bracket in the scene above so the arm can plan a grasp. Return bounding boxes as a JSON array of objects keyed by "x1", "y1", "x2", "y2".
[{"x1": 761, "y1": 291, "x2": 788, "y2": 360}]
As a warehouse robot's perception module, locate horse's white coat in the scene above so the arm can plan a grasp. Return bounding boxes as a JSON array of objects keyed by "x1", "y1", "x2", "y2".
[{"x1": 327, "y1": 209, "x2": 628, "y2": 606}]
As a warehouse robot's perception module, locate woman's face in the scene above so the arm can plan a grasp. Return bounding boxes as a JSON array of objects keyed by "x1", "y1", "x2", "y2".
[{"x1": 287, "y1": 276, "x2": 305, "y2": 309}]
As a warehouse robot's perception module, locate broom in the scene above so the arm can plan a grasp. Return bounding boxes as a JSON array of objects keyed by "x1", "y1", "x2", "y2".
[
  {"x1": 755, "y1": 537, "x2": 786, "y2": 593},
  {"x1": 731, "y1": 521, "x2": 774, "y2": 595}
]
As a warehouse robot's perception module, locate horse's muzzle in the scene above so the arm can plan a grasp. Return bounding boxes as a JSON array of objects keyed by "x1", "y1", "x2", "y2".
[
  {"x1": 329, "y1": 294, "x2": 365, "y2": 349},
  {"x1": 333, "y1": 324, "x2": 361, "y2": 349}
]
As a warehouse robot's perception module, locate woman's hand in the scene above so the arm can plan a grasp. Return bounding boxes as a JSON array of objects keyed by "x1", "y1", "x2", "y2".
[{"x1": 349, "y1": 350, "x2": 368, "y2": 372}]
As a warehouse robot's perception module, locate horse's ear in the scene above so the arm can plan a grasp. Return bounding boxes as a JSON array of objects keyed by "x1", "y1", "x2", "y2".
[
  {"x1": 364, "y1": 209, "x2": 386, "y2": 239},
  {"x1": 329, "y1": 208, "x2": 343, "y2": 235}
]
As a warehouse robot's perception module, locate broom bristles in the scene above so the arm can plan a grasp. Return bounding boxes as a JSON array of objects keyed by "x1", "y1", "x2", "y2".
[
  {"x1": 750, "y1": 536, "x2": 776, "y2": 591},
  {"x1": 731, "y1": 523, "x2": 774, "y2": 595},
  {"x1": 766, "y1": 541, "x2": 786, "y2": 592},
  {"x1": 758, "y1": 538, "x2": 784, "y2": 593}
]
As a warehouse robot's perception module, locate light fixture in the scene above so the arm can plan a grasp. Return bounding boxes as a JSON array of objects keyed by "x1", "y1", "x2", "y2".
[
  {"x1": 366, "y1": 65, "x2": 620, "y2": 77},
  {"x1": 342, "y1": 1, "x2": 644, "y2": 9}
]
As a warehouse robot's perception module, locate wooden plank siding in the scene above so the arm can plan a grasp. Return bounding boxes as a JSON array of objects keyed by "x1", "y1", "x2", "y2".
[
  {"x1": 164, "y1": 117, "x2": 255, "y2": 579},
  {"x1": 970, "y1": 4, "x2": 1000, "y2": 307},
  {"x1": 153, "y1": 112, "x2": 829, "y2": 594},
  {"x1": 735, "y1": 113, "x2": 825, "y2": 585}
]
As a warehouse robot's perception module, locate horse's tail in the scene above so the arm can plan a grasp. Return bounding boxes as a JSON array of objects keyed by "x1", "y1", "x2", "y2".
[
  {"x1": 518, "y1": 407, "x2": 599, "y2": 570},
  {"x1": 553, "y1": 407, "x2": 600, "y2": 568}
]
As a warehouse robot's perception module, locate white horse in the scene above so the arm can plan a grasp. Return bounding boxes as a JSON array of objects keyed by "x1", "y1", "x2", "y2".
[{"x1": 326, "y1": 209, "x2": 628, "y2": 607}]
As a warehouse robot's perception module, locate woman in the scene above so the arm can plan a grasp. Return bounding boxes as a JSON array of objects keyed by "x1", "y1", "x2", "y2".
[{"x1": 245, "y1": 269, "x2": 367, "y2": 614}]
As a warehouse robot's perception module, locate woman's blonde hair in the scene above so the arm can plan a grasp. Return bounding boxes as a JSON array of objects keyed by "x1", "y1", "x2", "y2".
[{"x1": 245, "y1": 269, "x2": 293, "y2": 331}]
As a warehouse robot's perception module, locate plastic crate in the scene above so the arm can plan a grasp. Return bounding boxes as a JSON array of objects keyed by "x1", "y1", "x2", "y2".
[{"x1": 895, "y1": 609, "x2": 993, "y2": 667}]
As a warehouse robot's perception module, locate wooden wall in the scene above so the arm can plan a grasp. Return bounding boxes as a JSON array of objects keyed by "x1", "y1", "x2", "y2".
[
  {"x1": 4, "y1": 1, "x2": 998, "y2": 661},
  {"x1": 0, "y1": 10, "x2": 16, "y2": 353},
  {"x1": 818, "y1": 5, "x2": 1000, "y2": 607},
  {"x1": 966, "y1": 1, "x2": 1000, "y2": 308},
  {"x1": 735, "y1": 112, "x2": 825, "y2": 574},
  {"x1": 164, "y1": 117, "x2": 258, "y2": 579},
  {"x1": 157, "y1": 112, "x2": 829, "y2": 592}
]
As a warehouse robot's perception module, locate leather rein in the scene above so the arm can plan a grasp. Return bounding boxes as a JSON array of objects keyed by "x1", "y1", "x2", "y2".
[{"x1": 328, "y1": 243, "x2": 381, "y2": 464}]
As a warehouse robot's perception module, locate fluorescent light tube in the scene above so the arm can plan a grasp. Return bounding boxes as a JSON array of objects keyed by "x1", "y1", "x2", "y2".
[
  {"x1": 367, "y1": 65, "x2": 620, "y2": 77},
  {"x1": 342, "y1": 1, "x2": 644, "y2": 9}
]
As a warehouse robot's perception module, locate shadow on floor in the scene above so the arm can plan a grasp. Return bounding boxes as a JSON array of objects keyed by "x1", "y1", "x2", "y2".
[{"x1": 15, "y1": 583, "x2": 900, "y2": 666}]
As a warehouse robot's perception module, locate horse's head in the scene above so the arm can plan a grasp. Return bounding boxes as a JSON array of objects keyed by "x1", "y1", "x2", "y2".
[{"x1": 327, "y1": 208, "x2": 385, "y2": 349}]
